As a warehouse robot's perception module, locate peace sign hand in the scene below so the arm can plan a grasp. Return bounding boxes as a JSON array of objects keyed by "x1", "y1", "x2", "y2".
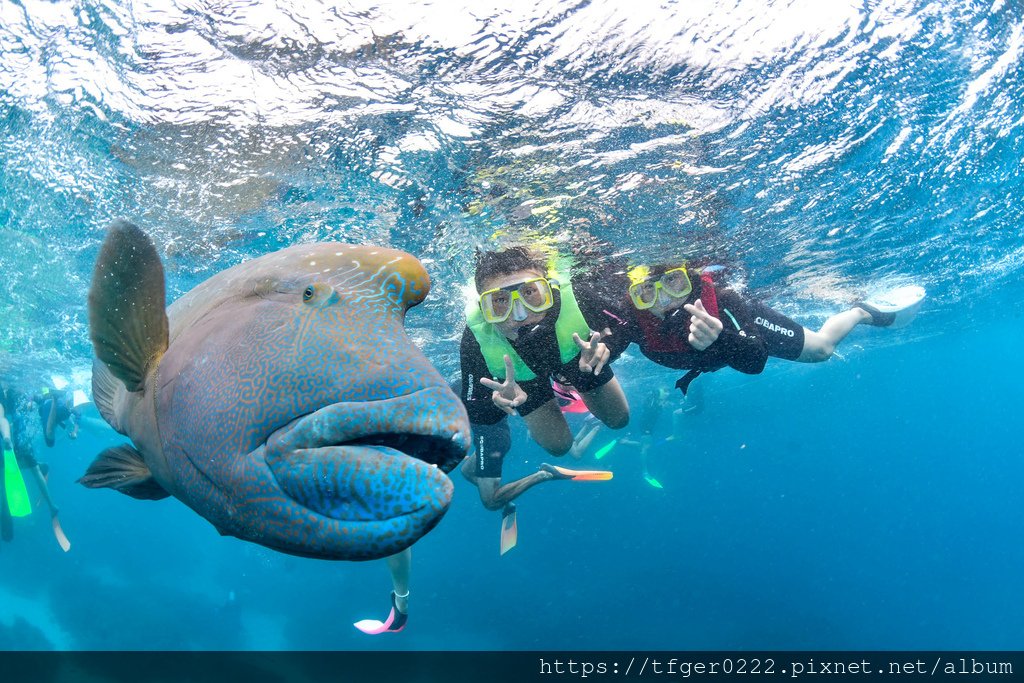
[
  {"x1": 683, "y1": 298, "x2": 723, "y2": 351},
  {"x1": 479, "y1": 354, "x2": 528, "y2": 416},
  {"x1": 573, "y1": 328, "x2": 612, "y2": 376}
]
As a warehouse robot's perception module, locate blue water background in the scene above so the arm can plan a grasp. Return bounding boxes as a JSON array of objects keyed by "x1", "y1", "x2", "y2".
[{"x1": 1, "y1": 0, "x2": 1023, "y2": 649}]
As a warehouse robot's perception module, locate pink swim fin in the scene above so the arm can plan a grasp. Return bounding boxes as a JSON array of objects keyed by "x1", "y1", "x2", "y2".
[{"x1": 353, "y1": 591, "x2": 407, "y2": 635}]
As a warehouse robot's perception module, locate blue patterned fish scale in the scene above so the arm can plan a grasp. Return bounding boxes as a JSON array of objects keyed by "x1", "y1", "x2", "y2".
[{"x1": 143, "y1": 243, "x2": 470, "y2": 561}]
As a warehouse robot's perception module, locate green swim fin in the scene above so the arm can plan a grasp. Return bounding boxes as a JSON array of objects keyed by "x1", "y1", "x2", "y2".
[
  {"x1": 4, "y1": 448, "x2": 32, "y2": 517},
  {"x1": 643, "y1": 474, "x2": 664, "y2": 489},
  {"x1": 594, "y1": 439, "x2": 618, "y2": 461}
]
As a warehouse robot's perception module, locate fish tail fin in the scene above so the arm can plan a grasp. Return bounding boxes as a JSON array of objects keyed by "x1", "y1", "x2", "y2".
[
  {"x1": 79, "y1": 444, "x2": 170, "y2": 501},
  {"x1": 88, "y1": 220, "x2": 169, "y2": 392},
  {"x1": 91, "y1": 359, "x2": 126, "y2": 434}
]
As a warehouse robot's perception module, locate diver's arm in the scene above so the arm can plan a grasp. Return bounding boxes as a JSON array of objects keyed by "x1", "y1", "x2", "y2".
[
  {"x1": 458, "y1": 328, "x2": 506, "y2": 425},
  {"x1": 700, "y1": 289, "x2": 768, "y2": 375},
  {"x1": 574, "y1": 281, "x2": 633, "y2": 362},
  {"x1": 715, "y1": 331, "x2": 768, "y2": 374},
  {"x1": 479, "y1": 355, "x2": 527, "y2": 416}
]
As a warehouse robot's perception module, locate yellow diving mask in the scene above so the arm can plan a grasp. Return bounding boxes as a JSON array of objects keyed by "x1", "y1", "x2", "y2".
[
  {"x1": 478, "y1": 277, "x2": 555, "y2": 323},
  {"x1": 627, "y1": 265, "x2": 693, "y2": 310}
]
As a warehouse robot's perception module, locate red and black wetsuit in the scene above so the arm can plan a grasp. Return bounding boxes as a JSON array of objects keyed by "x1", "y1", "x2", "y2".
[{"x1": 602, "y1": 273, "x2": 806, "y2": 393}]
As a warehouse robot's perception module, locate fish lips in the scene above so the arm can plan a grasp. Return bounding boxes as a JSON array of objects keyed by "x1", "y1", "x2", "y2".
[{"x1": 263, "y1": 387, "x2": 471, "y2": 524}]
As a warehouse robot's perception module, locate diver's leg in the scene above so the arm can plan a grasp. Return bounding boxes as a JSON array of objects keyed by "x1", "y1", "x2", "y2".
[
  {"x1": 579, "y1": 377, "x2": 630, "y2": 429},
  {"x1": 523, "y1": 400, "x2": 574, "y2": 455},
  {"x1": 570, "y1": 422, "x2": 602, "y2": 459},
  {"x1": 471, "y1": 472, "x2": 556, "y2": 511},
  {"x1": 385, "y1": 548, "x2": 411, "y2": 613},
  {"x1": 355, "y1": 549, "x2": 410, "y2": 633},
  {"x1": 460, "y1": 420, "x2": 517, "y2": 507},
  {"x1": 44, "y1": 397, "x2": 59, "y2": 447},
  {"x1": 799, "y1": 308, "x2": 872, "y2": 362},
  {"x1": 28, "y1": 465, "x2": 58, "y2": 515}
]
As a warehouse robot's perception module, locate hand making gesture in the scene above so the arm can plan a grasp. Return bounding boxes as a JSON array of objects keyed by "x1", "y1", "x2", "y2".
[
  {"x1": 479, "y1": 354, "x2": 528, "y2": 416},
  {"x1": 683, "y1": 299, "x2": 723, "y2": 351},
  {"x1": 573, "y1": 328, "x2": 612, "y2": 375}
]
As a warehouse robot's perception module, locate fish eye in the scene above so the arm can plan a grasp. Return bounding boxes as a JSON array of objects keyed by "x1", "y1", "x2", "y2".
[{"x1": 301, "y1": 282, "x2": 338, "y2": 307}]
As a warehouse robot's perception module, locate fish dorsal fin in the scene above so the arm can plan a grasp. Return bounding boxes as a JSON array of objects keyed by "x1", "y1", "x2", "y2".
[
  {"x1": 88, "y1": 220, "x2": 169, "y2": 392},
  {"x1": 90, "y1": 358, "x2": 126, "y2": 434},
  {"x1": 78, "y1": 444, "x2": 170, "y2": 501}
]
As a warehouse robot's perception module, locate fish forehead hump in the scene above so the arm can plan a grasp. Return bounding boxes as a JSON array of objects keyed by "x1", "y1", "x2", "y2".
[
  {"x1": 157, "y1": 242, "x2": 445, "y2": 459},
  {"x1": 169, "y1": 243, "x2": 431, "y2": 332},
  {"x1": 247, "y1": 243, "x2": 430, "y2": 306}
]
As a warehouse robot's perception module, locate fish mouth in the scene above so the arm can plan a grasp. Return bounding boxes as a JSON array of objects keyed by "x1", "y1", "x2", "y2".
[
  {"x1": 263, "y1": 385, "x2": 471, "y2": 536},
  {"x1": 265, "y1": 386, "x2": 471, "y2": 474},
  {"x1": 342, "y1": 432, "x2": 466, "y2": 471}
]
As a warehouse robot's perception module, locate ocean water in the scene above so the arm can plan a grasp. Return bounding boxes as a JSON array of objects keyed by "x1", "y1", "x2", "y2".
[{"x1": 1, "y1": 0, "x2": 1023, "y2": 651}]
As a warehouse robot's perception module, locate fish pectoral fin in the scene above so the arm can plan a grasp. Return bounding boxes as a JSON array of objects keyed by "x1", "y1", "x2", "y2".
[
  {"x1": 78, "y1": 444, "x2": 171, "y2": 501},
  {"x1": 90, "y1": 358, "x2": 126, "y2": 434},
  {"x1": 88, "y1": 220, "x2": 169, "y2": 392}
]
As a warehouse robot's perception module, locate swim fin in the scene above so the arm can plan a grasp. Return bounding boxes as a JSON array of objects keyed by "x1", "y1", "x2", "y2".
[
  {"x1": 3, "y1": 448, "x2": 31, "y2": 517},
  {"x1": 0, "y1": 458, "x2": 11, "y2": 542},
  {"x1": 500, "y1": 503, "x2": 518, "y2": 556},
  {"x1": 857, "y1": 285, "x2": 926, "y2": 329},
  {"x1": 541, "y1": 464, "x2": 613, "y2": 481},
  {"x1": 353, "y1": 591, "x2": 408, "y2": 635},
  {"x1": 52, "y1": 513, "x2": 71, "y2": 552},
  {"x1": 593, "y1": 439, "x2": 618, "y2": 461}
]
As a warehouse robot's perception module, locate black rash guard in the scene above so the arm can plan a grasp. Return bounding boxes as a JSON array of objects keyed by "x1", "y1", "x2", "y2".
[{"x1": 458, "y1": 284, "x2": 624, "y2": 426}]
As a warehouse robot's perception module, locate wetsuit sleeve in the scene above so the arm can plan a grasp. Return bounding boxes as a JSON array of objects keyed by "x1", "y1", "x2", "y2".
[
  {"x1": 710, "y1": 290, "x2": 769, "y2": 374},
  {"x1": 459, "y1": 327, "x2": 506, "y2": 425},
  {"x1": 594, "y1": 305, "x2": 633, "y2": 363},
  {"x1": 571, "y1": 281, "x2": 634, "y2": 363}
]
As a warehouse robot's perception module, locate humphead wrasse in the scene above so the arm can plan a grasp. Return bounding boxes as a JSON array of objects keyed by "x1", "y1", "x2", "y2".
[{"x1": 82, "y1": 220, "x2": 470, "y2": 561}]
